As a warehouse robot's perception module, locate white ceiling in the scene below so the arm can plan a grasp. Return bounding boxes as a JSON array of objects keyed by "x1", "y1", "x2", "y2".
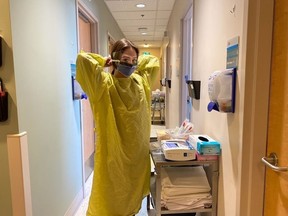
[{"x1": 104, "y1": 0, "x2": 175, "y2": 48}]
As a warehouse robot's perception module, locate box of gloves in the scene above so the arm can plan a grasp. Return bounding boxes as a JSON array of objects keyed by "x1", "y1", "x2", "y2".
[{"x1": 189, "y1": 135, "x2": 221, "y2": 156}]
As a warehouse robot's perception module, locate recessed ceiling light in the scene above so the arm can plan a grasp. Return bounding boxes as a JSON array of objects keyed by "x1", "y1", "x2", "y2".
[
  {"x1": 136, "y1": 3, "x2": 146, "y2": 8},
  {"x1": 141, "y1": 32, "x2": 147, "y2": 35}
]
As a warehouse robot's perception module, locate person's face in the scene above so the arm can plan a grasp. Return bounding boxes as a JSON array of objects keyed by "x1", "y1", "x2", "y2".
[{"x1": 120, "y1": 47, "x2": 138, "y2": 65}]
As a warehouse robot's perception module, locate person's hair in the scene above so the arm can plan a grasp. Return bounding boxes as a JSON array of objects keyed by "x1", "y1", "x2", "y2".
[{"x1": 110, "y1": 38, "x2": 139, "y2": 69}]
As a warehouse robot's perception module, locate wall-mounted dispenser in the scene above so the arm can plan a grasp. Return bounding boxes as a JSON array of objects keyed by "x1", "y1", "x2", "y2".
[
  {"x1": 0, "y1": 78, "x2": 8, "y2": 122},
  {"x1": 160, "y1": 78, "x2": 166, "y2": 87},
  {"x1": 207, "y1": 68, "x2": 236, "y2": 113},
  {"x1": 186, "y1": 80, "x2": 201, "y2": 100},
  {"x1": 160, "y1": 78, "x2": 171, "y2": 88},
  {"x1": 166, "y1": 79, "x2": 171, "y2": 88},
  {"x1": 71, "y1": 63, "x2": 87, "y2": 100}
]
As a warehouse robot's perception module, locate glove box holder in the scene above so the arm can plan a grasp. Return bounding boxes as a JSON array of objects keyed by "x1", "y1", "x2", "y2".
[{"x1": 0, "y1": 92, "x2": 8, "y2": 122}]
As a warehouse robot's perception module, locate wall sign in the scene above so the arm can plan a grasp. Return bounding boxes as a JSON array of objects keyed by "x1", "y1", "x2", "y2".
[{"x1": 226, "y1": 36, "x2": 239, "y2": 69}]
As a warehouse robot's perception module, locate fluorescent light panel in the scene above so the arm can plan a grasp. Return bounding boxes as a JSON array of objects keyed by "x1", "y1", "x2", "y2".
[{"x1": 136, "y1": 3, "x2": 146, "y2": 8}]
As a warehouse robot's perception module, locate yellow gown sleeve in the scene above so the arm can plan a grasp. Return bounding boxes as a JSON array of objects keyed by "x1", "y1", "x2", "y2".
[
  {"x1": 75, "y1": 51, "x2": 108, "y2": 102},
  {"x1": 136, "y1": 54, "x2": 160, "y2": 87}
]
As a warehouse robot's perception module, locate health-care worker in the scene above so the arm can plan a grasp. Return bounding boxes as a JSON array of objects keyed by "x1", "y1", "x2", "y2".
[{"x1": 76, "y1": 38, "x2": 160, "y2": 216}]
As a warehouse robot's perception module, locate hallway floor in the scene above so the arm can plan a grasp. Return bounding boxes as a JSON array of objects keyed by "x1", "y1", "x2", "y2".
[{"x1": 73, "y1": 171, "x2": 150, "y2": 216}]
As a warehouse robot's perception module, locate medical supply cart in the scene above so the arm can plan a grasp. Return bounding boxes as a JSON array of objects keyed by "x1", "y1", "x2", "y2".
[
  {"x1": 151, "y1": 91, "x2": 165, "y2": 125},
  {"x1": 148, "y1": 148, "x2": 219, "y2": 216}
]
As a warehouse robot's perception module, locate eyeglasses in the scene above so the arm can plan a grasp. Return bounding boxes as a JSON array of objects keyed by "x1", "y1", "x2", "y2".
[{"x1": 120, "y1": 55, "x2": 138, "y2": 65}]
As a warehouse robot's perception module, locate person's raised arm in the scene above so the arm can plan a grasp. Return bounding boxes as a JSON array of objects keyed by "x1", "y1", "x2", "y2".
[
  {"x1": 76, "y1": 51, "x2": 108, "y2": 101},
  {"x1": 136, "y1": 54, "x2": 160, "y2": 86}
]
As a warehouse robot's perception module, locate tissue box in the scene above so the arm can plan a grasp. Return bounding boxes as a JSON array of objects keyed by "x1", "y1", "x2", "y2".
[{"x1": 189, "y1": 135, "x2": 221, "y2": 155}]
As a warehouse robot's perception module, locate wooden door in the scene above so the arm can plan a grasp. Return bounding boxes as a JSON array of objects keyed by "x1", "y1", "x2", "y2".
[
  {"x1": 263, "y1": 0, "x2": 288, "y2": 215},
  {"x1": 78, "y1": 11, "x2": 95, "y2": 181}
]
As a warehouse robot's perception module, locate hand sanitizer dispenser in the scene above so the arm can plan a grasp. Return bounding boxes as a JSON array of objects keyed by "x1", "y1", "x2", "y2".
[{"x1": 207, "y1": 68, "x2": 236, "y2": 113}]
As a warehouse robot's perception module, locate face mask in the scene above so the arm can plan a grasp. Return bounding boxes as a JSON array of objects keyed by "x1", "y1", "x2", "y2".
[{"x1": 116, "y1": 62, "x2": 137, "y2": 77}]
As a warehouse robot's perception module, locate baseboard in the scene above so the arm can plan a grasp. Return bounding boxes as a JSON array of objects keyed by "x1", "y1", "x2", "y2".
[{"x1": 64, "y1": 188, "x2": 84, "y2": 216}]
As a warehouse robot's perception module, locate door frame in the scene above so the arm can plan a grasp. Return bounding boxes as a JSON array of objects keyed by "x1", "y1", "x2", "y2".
[
  {"x1": 76, "y1": 0, "x2": 99, "y2": 197},
  {"x1": 180, "y1": 3, "x2": 193, "y2": 123},
  {"x1": 238, "y1": 0, "x2": 274, "y2": 215},
  {"x1": 77, "y1": 1, "x2": 99, "y2": 54}
]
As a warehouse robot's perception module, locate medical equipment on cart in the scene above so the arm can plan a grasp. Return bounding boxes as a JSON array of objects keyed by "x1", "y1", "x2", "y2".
[{"x1": 161, "y1": 139, "x2": 196, "y2": 161}]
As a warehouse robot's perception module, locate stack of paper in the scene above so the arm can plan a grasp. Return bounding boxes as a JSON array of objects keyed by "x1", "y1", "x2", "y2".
[{"x1": 161, "y1": 166, "x2": 212, "y2": 211}]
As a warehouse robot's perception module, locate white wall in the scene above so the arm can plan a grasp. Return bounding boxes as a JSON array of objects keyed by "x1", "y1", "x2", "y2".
[
  {"x1": 193, "y1": 1, "x2": 245, "y2": 215},
  {"x1": 8, "y1": 0, "x2": 82, "y2": 215},
  {"x1": 166, "y1": 0, "x2": 245, "y2": 215}
]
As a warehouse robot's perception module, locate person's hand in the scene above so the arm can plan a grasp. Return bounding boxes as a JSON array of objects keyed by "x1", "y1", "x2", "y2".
[{"x1": 104, "y1": 55, "x2": 113, "y2": 67}]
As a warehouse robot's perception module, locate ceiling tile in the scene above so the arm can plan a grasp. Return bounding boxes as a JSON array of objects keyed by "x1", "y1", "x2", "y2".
[
  {"x1": 105, "y1": 0, "x2": 157, "y2": 12},
  {"x1": 112, "y1": 11, "x2": 156, "y2": 20},
  {"x1": 158, "y1": 0, "x2": 175, "y2": 10},
  {"x1": 117, "y1": 19, "x2": 155, "y2": 26},
  {"x1": 104, "y1": 0, "x2": 176, "y2": 48},
  {"x1": 155, "y1": 19, "x2": 169, "y2": 26},
  {"x1": 157, "y1": 11, "x2": 172, "y2": 19},
  {"x1": 154, "y1": 25, "x2": 167, "y2": 31},
  {"x1": 121, "y1": 25, "x2": 155, "y2": 32},
  {"x1": 154, "y1": 31, "x2": 165, "y2": 37}
]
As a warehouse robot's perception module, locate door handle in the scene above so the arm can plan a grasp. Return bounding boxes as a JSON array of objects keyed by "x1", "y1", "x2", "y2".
[{"x1": 261, "y1": 152, "x2": 288, "y2": 172}]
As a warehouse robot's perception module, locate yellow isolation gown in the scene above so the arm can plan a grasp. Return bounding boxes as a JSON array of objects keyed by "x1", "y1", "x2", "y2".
[{"x1": 76, "y1": 52, "x2": 159, "y2": 216}]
